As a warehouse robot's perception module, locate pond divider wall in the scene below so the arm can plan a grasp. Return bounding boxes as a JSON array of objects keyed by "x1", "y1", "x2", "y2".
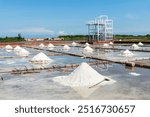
[{"x1": 11, "y1": 61, "x2": 110, "y2": 74}]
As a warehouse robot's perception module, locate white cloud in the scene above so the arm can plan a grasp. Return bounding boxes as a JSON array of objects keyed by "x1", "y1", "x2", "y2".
[
  {"x1": 58, "y1": 31, "x2": 66, "y2": 35},
  {"x1": 11, "y1": 27, "x2": 54, "y2": 34}
]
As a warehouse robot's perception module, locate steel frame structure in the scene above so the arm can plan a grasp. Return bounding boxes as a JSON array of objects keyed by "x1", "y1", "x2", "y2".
[{"x1": 87, "y1": 15, "x2": 113, "y2": 42}]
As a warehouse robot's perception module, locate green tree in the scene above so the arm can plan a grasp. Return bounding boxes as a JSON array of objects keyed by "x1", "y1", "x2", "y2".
[{"x1": 18, "y1": 33, "x2": 22, "y2": 39}]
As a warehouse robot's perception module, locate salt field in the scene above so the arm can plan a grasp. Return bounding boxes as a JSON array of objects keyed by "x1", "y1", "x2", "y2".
[
  {"x1": 0, "y1": 44, "x2": 150, "y2": 100},
  {"x1": 46, "y1": 45, "x2": 150, "y2": 62}
]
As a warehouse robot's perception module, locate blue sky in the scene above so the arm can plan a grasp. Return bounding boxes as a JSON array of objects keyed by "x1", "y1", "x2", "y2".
[{"x1": 0, "y1": 0, "x2": 150, "y2": 38}]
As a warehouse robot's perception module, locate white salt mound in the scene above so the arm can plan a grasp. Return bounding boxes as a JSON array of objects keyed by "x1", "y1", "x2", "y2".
[
  {"x1": 5, "y1": 45, "x2": 13, "y2": 50},
  {"x1": 83, "y1": 46, "x2": 93, "y2": 53},
  {"x1": 72, "y1": 42, "x2": 77, "y2": 46},
  {"x1": 109, "y1": 42, "x2": 113, "y2": 45},
  {"x1": 14, "y1": 46, "x2": 22, "y2": 52},
  {"x1": 39, "y1": 43, "x2": 45, "y2": 48},
  {"x1": 53, "y1": 62, "x2": 115, "y2": 87},
  {"x1": 122, "y1": 49, "x2": 134, "y2": 57},
  {"x1": 132, "y1": 44, "x2": 139, "y2": 50},
  {"x1": 16, "y1": 48, "x2": 30, "y2": 57},
  {"x1": 48, "y1": 43, "x2": 54, "y2": 48},
  {"x1": 138, "y1": 42, "x2": 144, "y2": 46},
  {"x1": 30, "y1": 52, "x2": 53, "y2": 63},
  {"x1": 85, "y1": 43, "x2": 90, "y2": 46},
  {"x1": 103, "y1": 43, "x2": 109, "y2": 47},
  {"x1": 63, "y1": 45, "x2": 70, "y2": 50}
]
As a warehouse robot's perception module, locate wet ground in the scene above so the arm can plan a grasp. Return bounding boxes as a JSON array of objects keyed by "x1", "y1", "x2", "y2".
[
  {"x1": 0, "y1": 46, "x2": 150, "y2": 100},
  {"x1": 0, "y1": 63, "x2": 149, "y2": 100}
]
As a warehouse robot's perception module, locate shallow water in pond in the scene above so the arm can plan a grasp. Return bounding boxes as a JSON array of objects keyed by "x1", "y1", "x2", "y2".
[
  {"x1": 114, "y1": 45, "x2": 150, "y2": 50},
  {"x1": 52, "y1": 46, "x2": 150, "y2": 62},
  {"x1": 0, "y1": 47, "x2": 150, "y2": 100},
  {"x1": 0, "y1": 63, "x2": 150, "y2": 100}
]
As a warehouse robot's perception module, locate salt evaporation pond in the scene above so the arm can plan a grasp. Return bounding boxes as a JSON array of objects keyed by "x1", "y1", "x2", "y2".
[
  {"x1": 50, "y1": 46, "x2": 150, "y2": 62},
  {"x1": 0, "y1": 46, "x2": 150, "y2": 99},
  {"x1": 114, "y1": 45, "x2": 150, "y2": 51},
  {"x1": 0, "y1": 63, "x2": 150, "y2": 99},
  {"x1": 0, "y1": 48, "x2": 92, "y2": 70},
  {"x1": 0, "y1": 48, "x2": 16, "y2": 57},
  {"x1": 94, "y1": 49, "x2": 150, "y2": 62}
]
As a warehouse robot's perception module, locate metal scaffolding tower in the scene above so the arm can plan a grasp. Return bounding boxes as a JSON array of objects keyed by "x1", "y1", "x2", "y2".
[{"x1": 87, "y1": 15, "x2": 113, "y2": 42}]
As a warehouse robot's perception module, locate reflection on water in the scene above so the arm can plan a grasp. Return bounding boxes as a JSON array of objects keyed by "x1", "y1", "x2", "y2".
[
  {"x1": 72, "y1": 86, "x2": 99, "y2": 98},
  {"x1": 129, "y1": 72, "x2": 141, "y2": 76}
]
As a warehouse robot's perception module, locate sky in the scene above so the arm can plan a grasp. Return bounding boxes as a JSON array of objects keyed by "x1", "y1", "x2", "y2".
[{"x1": 0, "y1": 0, "x2": 150, "y2": 38}]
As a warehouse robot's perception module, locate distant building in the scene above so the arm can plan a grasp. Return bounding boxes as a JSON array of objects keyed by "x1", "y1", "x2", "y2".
[
  {"x1": 25, "y1": 37, "x2": 64, "y2": 41},
  {"x1": 87, "y1": 15, "x2": 113, "y2": 42},
  {"x1": 25, "y1": 38, "x2": 49, "y2": 41},
  {"x1": 52, "y1": 38, "x2": 64, "y2": 41}
]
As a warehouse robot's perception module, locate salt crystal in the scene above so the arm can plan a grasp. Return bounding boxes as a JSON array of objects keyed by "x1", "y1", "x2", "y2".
[
  {"x1": 30, "y1": 52, "x2": 53, "y2": 64},
  {"x1": 53, "y1": 62, "x2": 115, "y2": 87}
]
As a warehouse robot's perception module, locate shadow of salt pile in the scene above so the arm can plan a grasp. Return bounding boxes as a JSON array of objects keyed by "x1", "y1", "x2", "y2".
[{"x1": 53, "y1": 62, "x2": 116, "y2": 98}]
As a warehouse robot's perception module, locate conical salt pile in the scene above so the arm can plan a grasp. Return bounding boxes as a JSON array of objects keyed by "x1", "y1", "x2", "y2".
[
  {"x1": 85, "y1": 42, "x2": 90, "y2": 46},
  {"x1": 83, "y1": 45, "x2": 93, "y2": 53},
  {"x1": 16, "y1": 48, "x2": 30, "y2": 57},
  {"x1": 53, "y1": 62, "x2": 115, "y2": 87},
  {"x1": 39, "y1": 43, "x2": 45, "y2": 48},
  {"x1": 138, "y1": 42, "x2": 144, "y2": 46},
  {"x1": 122, "y1": 49, "x2": 134, "y2": 57},
  {"x1": 109, "y1": 42, "x2": 113, "y2": 45},
  {"x1": 5, "y1": 45, "x2": 13, "y2": 50},
  {"x1": 103, "y1": 43, "x2": 109, "y2": 47},
  {"x1": 14, "y1": 46, "x2": 22, "y2": 52},
  {"x1": 72, "y1": 42, "x2": 77, "y2": 46},
  {"x1": 30, "y1": 52, "x2": 53, "y2": 63},
  {"x1": 63, "y1": 45, "x2": 70, "y2": 50},
  {"x1": 132, "y1": 44, "x2": 139, "y2": 50},
  {"x1": 48, "y1": 43, "x2": 54, "y2": 48}
]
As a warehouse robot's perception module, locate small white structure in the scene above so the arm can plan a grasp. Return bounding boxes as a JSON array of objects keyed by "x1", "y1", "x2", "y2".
[
  {"x1": 30, "y1": 52, "x2": 53, "y2": 64},
  {"x1": 53, "y1": 62, "x2": 115, "y2": 87},
  {"x1": 16, "y1": 48, "x2": 30, "y2": 57},
  {"x1": 121, "y1": 49, "x2": 134, "y2": 57},
  {"x1": 83, "y1": 45, "x2": 93, "y2": 53},
  {"x1": 39, "y1": 43, "x2": 45, "y2": 48},
  {"x1": 63, "y1": 45, "x2": 70, "y2": 50},
  {"x1": 72, "y1": 42, "x2": 77, "y2": 46},
  {"x1": 119, "y1": 39, "x2": 122, "y2": 41},
  {"x1": 138, "y1": 42, "x2": 144, "y2": 46},
  {"x1": 5, "y1": 45, "x2": 13, "y2": 50},
  {"x1": 131, "y1": 44, "x2": 139, "y2": 50},
  {"x1": 103, "y1": 43, "x2": 109, "y2": 47}
]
